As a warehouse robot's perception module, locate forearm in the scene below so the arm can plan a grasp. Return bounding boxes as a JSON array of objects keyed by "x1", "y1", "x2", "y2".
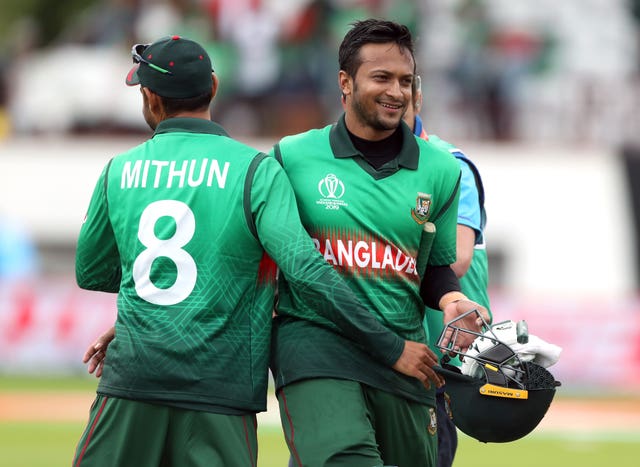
[
  {"x1": 420, "y1": 265, "x2": 462, "y2": 310},
  {"x1": 283, "y1": 252, "x2": 405, "y2": 367},
  {"x1": 450, "y1": 224, "x2": 475, "y2": 277}
]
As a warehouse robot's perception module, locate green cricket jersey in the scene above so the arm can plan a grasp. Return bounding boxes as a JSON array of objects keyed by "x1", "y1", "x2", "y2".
[
  {"x1": 76, "y1": 117, "x2": 404, "y2": 415},
  {"x1": 422, "y1": 135, "x2": 491, "y2": 359},
  {"x1": 270, "y1": 116, "x2": 461, "y2": 405}
]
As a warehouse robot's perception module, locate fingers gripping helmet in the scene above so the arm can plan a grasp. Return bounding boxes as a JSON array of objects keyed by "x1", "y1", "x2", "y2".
[{"x1": 435, "y1": 310, "x2": 561, "y2": 443}]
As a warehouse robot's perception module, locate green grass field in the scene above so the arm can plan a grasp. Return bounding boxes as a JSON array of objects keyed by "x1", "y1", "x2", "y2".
[
  {"x1": 1, "y1": 376, "x2": 638, "y2": 466},
  {"x1": 0, "y1": 422, "x2": 291, "y2": 467},
  {"x1": 1, "y1": 421, "x2": 637, "y2": 467}
]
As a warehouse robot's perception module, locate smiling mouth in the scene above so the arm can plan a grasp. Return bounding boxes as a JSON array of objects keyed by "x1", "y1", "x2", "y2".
[{"x1": 380, "y1": 102, "x2": 403, "y2": 111}]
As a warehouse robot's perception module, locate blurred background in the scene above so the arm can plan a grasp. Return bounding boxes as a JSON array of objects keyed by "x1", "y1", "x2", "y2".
[{"x1": 1, "y1": 0, "x2": 640, "y2": 396}]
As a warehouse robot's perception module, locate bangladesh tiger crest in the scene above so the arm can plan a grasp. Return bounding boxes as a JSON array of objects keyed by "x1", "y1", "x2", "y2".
[
  {"x1": 411, "y1": 192, "x2": 432, "y2": 224},
  {"x1": 428, "y1": 407, "x2": 438, "y2": 436}
]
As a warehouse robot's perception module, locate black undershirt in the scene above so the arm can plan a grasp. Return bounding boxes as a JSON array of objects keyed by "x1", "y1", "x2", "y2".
[
  {"x1": 346, "y1": 124, "x2": 461, "y2": 308},
  {"x1": 347, "y1": 125, "x2": 403, "y2": 169}
]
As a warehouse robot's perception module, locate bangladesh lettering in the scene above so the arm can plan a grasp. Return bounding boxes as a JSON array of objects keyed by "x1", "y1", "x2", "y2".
[
  {"x1": 312, "y1": 237, "x2": 417, "y2": 275},
  {"x1": 121, "y1": 159, "x2": 230, "y2": 189}
]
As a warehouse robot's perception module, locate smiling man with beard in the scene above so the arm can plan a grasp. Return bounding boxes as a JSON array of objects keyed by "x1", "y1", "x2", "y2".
[{"x1": 270, "y1": 19, "x2": 490, "y2": 467}]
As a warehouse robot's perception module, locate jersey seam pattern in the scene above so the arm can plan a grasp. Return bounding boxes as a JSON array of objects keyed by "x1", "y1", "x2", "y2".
[
  {"x1": 431, "y1": 171, "x2": 461, "y2": 223},
  {"x1": 244, "y1": 152, "x2": 268, "y2": 239},
  {"x1": 103, "y1": 157, "x2": 114, "y2": 215},
  {"x1": 273, "y1": 144, "x2": 284, "y2": 167}
]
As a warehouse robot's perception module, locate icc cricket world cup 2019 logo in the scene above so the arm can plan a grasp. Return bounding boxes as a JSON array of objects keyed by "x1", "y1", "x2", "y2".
[
  {"x1": 317, "y1": 174, "x2": 348, "y2": 210},
  {"x1": 318, "y1": 173, "x2": 345, "y2": 199}
]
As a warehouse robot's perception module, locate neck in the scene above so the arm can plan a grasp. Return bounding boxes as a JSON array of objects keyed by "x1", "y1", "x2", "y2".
[{"x1": 166, "y1": 109, "x2": 211, "y2": 120}]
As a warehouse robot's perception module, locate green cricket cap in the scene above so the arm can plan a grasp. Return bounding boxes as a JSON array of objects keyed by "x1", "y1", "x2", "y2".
[{"x1": 125, "y1": 35, "x2": 213, "y2": 98}]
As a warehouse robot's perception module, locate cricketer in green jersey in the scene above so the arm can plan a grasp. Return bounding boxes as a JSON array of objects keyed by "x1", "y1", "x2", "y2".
[
  {"x1": 73, "y1": 35, "x2": 443, "y2": 467},
  {"x1": 405, "y1": 75, "x2": 492, "y2": 467},
  {"x1": 272, "y1": 19, "x2": 490, "y2": 467}
]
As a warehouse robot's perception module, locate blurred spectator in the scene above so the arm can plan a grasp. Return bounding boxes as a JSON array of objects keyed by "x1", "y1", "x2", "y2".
[
  {"x1": 1, "y1": 0, "x2": 100, "y2": 48},
  {"x1": 205, "y1": 0, "x2": 282, "y2": 135},
  {"x1": 55, "y1": 0, "x2": 139, "y2": 47},
  {"x1": 631, "y1": 0, "x2": 640, "y2": 72},
  {"x1": 449, "y1": 0, "x2": 555, "y2": 141},
  {"x1": 0, "y1": 14, "x2": 41, "y2": 139},
  {"x1": 0, "y1": 60, "x2": 10, "y2": 139},
  {"x1": 271, "y1": 0, "x2": 337, "y2": 133},
  {"x1": 0, "y1": 0, "x2": 636, "y2": 143},
  {"x1": 135, "y1": 0, "x2": 214, "y2": 43}
]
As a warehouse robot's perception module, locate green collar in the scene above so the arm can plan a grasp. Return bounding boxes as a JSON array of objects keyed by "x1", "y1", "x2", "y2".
[
  {"x1": 153, "y1": 117, "x2": 230, "y2": 137},
  {"x1": 329, "y1": 114, "x2": 419, "y2": 171}
]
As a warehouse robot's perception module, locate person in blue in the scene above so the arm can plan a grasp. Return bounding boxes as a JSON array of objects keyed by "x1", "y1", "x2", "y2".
[
  {"x1": 404, "y1": 75, "x2": 492, "y2": 467},
  {"x1": 0, "y1": 215, "x2": 39, "y2": 281}
]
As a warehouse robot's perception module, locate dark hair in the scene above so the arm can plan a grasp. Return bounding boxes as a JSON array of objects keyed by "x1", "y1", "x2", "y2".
[
  {"x1": 159, "y1": 90, "x2": 213, "y2": 117},
  {"x1": 338, "y1": 18, "x2": 416, "y2": 78}
]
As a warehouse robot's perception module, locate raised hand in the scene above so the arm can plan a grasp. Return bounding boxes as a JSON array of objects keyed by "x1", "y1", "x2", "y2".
[{"x1": 440, "y1": 301, "x2": 490, "y2": 354}]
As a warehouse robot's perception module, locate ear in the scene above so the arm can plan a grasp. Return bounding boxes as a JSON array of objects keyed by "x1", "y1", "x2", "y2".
[
  {"x1": 211, "y1": 72, "x2": 219, "y2": 100},
  {"x1": 414, "y1": 89, "x2": 423, "y2": 114},
  {"x1": 338, "y1": 70, "x2": 352, "y2": 101}
]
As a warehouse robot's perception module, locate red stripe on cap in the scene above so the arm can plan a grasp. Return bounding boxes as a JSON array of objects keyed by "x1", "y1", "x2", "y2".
[
  {"x1": 125, "y1": 64, "x2": 140, "y2": 86},
  {"x1": 172, "y1": 35, "x2": 180, "y2": 40}
]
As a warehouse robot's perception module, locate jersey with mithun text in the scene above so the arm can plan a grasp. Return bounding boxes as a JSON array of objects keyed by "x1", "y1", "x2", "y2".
[
  {"x1": 270, "y1": 116, "x2": 461, "y2": 405},
  {"x1": 76, "y1": 118, "x2": 404, "y2": 415}
]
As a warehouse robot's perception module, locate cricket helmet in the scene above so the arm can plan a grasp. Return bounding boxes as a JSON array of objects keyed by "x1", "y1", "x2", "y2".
[{"x1": 435, "y1": 310, "x2": 561, "y2": 443}]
